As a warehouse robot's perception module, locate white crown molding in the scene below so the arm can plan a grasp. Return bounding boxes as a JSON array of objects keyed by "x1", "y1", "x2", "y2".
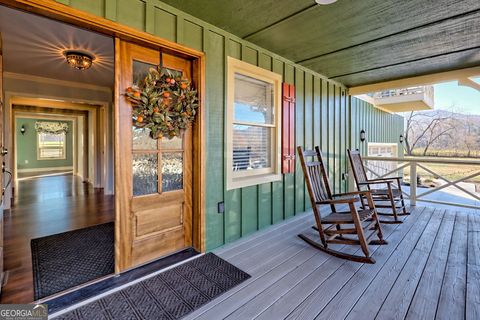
[{"x1": 3, "y1": 72, "x2": 112, "y2": 94}]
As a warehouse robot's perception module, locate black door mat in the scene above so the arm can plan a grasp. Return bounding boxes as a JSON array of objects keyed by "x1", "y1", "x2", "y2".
[
  {"x1": 31, "y1": 222, "x2": 114, "y2": 300},
  {"x1": 45, "y1": 248, "x2": 199, "y2": 314},
  {"x1": 53, "y1": 253, "x2": 250, "y2": 320}
]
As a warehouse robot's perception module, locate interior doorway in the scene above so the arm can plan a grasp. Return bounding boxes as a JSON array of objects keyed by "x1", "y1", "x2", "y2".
[{"x1": 0, "y1": 5, "x2": 115, "y2": 303}]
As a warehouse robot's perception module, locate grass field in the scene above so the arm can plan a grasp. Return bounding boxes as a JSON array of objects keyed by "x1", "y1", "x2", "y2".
[
  {"x1": 404, "y1": 163, "x2": 480, "y2": 184},
  {"x1": 411, "y1": 148, "x2": 480, "y2": 158}
]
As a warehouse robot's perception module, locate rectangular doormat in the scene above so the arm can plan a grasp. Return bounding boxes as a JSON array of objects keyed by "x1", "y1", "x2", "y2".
[
  {"x1": 31, "y1": 222, "x2": 115, "y2": 300},
  {"x1": 53, "y1": 253, "x2": 250, "y2": 319}
]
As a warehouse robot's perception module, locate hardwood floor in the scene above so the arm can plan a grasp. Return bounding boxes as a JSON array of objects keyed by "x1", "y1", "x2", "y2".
[{"x1": 1, "y1": 174, "x2": 114, "y2": 303}]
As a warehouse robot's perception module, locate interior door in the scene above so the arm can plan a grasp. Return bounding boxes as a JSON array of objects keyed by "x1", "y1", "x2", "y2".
[
  {"x1": 116, "y1": 40, "x2": 193, "y2": 271},
  {"x1": 0, "y1": 33, "x2": 5, "y2": 287}
]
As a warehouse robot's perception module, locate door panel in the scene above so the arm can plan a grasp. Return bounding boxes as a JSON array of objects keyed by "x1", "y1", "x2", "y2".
[{"x1": 116, "y1": 40, "x2": 193, "y2": 271}]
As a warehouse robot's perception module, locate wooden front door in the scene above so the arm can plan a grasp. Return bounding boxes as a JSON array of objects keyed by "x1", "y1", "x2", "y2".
[{"x1": 116, "y1": 40, "x2": 193, "y2": 271}]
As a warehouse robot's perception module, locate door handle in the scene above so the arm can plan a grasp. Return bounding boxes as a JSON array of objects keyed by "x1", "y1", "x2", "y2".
[
  {"x1": 2, "y1": 160, "x2": 12, "y2": 196},
  {"x1": 2, "y1": 169, "x2": 12, "y2": 196},
  {"x1": 0, "y1": 147, "x2": 7, "y2": 156}
]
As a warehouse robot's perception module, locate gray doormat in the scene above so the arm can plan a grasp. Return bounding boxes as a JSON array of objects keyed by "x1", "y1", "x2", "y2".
[
  {"x1": 31, "y1": 222, "x2": 114, "y2": 300},
  {"x1": 54, "y1": 253, "x2": 250, "y2": 319}
]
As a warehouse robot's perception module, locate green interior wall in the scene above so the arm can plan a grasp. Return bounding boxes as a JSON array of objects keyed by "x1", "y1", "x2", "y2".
[
  {"x1": 16, "y1": 118, "x2": 73, "y2": 170},
  {"x1": 57, "y1": 0, "x2": 404, "y2": 250}
]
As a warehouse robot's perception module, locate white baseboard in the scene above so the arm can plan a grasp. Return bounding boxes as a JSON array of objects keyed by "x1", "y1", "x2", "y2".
[{"x1": 17, "y1": 166, "x2": 73, "y2": 173}]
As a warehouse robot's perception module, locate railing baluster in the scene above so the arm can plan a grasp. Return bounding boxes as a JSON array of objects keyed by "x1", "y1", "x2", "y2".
[{"x1": 410, "y1": 161, "x2": 417, "y2": 206}]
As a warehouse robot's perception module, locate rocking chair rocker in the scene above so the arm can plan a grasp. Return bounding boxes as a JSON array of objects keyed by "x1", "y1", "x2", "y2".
[
  {"x1": 298, "y1": 146, "x2": 387, "y2": 264},
  {"x1": 347, "y1": 149, "x2": 409, "y2": 224}
]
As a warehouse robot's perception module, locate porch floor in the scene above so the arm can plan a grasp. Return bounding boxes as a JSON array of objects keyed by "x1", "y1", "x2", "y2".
[{"x1": 184, "y1": 205, "x2": 480, "y2": 320}]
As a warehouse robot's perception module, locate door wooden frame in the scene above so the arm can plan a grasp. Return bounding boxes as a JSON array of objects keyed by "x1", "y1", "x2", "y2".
[{"x1": 0, "y1": 1, "x2": 206, "y2": 264}]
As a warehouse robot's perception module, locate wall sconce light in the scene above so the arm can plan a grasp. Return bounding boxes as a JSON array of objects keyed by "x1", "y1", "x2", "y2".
[
  {"x1": 360, "y1": 129, "x2": 366, "y2": 142},
  {"x1": 399, "y1": 134, "x2": 404, "y2": 144},
  {"x1": 20, "y1": 125, "x2": 26, "y2": 135}
]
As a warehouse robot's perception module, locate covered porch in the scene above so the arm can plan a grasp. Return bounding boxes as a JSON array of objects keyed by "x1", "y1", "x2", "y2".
[{"x1": 0, "y1": 0, "x2": 479, "y2": 318}]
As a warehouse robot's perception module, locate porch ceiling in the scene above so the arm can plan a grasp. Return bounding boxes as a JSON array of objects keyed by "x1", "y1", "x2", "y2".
[{"x1": 161, "y1": 0, "x2": 480, "y2": 87}]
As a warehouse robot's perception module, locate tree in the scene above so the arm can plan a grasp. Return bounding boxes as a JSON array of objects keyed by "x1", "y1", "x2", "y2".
[{"x1": 403, "y1": 110, "x2": 457, "y2": 156}]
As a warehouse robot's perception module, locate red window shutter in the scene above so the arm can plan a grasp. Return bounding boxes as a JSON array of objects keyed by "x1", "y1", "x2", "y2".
[{"x1": 282, "y1": 83, "x2": 296, "y2": 174}]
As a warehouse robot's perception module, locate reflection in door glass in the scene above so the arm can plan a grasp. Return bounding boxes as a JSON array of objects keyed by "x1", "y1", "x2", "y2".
[
  {"x1": 132, "y1": 127, "x2": 157, "y2": 150},
  {"x1": 133, "y1": 60, "x2": 155, "y2": 86},
  {"x1": 133, "y1": 153, "x2": 158, "y2": 196},
  {"x1": 161, "y1": 136, "x2": 183, "y2": 150},
  {"x1": 162, "y1": 153, "x2": 183, "y2": 192}
]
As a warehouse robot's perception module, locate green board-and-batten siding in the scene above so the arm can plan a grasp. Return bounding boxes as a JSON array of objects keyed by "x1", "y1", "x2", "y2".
[
  {"x1": 350, "y1": 97, "x2": 404, "y2": 157},
  {"x1": 57, "y1": 0, "x2": 404, "y2": 250}
]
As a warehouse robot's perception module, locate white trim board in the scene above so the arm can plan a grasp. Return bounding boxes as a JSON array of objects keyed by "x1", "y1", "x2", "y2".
[
  {"x1": 3, "y1": 72, "x2": 112, "y2": 94},
  {"x1": 17, "y1": 166, "x2": 73, "y2": 173}
]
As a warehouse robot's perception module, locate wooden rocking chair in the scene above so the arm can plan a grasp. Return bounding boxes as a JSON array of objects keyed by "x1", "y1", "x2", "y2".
[
  {"x1": 298, "y1": 146, "x2": 387, "y2": 264},
  {"x1": 347, "y1": 149, "x2": 409, "y2": 224}
]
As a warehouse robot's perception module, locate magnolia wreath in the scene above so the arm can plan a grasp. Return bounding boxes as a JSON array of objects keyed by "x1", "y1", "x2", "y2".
[{"x1": 125, "y1": 67, "x2": 199, "y2": 139}]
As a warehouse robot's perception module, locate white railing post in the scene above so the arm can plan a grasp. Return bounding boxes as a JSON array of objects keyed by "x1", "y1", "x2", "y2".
[{"x1": 409, "y1": 161, "x2": 417, "y2": 206}]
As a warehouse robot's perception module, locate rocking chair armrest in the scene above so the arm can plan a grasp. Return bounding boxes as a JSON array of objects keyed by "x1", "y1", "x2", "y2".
[
  {"x1": 358, "y1": 179, "x2": 393, "y2": 186},
  {"x1": 316, "y1": 197, "x2": 359, "y2": 205},
  {"x1": 332, "y1": 191, "x2": 371, "y2": 198},
  {"x1": 383, "y1": 176, "x2": 403, "y2": 181}
]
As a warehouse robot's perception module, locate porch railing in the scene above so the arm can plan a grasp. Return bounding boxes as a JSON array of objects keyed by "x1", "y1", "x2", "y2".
[
  {"x1": 371, "y1": 86, "x2": 434, "y2": 100},
  {"x1": 362, "y1": 156, "x2": 480, "y2": 210}
]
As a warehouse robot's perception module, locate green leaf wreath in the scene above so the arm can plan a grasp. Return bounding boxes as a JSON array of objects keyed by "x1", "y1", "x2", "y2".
[{"x1": 125, "y1": 67, "x2": 199, "y2": 139}]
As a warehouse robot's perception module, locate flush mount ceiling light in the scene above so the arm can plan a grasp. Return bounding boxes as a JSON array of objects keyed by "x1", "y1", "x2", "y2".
[
  {"x1": 63, "y1": 50, "x2": 94, "y2": 70},
  {"x1": 315, "y1": 0, "x2": 338, "y2": 4}
]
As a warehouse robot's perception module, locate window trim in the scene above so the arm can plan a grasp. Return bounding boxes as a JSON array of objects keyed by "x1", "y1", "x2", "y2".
[
  {"x1": 226, "y1": 56, "x2": 282, "y2": 190},
  {"x1": 37, "y1": 131, "x2": 67, "y2": 160}
]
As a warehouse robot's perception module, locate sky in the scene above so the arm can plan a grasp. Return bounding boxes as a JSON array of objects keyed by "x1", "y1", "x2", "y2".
[{"x1": 434, "y1": 78, "x2": 480, "y2": 114}]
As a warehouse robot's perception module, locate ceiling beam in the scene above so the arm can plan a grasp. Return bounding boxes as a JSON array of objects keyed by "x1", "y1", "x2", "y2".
[
  {"x1": 243, "y1": 4, "x2": 317, "y2": 40},
  {"x1": 331, "y1": 45, "x2": 480, "y2": 79},
  {"x1": 349, "y1": 66, "x2": 480, "y2": 95}
]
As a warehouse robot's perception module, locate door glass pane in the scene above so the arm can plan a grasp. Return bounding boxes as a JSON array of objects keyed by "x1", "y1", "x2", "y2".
[
  {"x1": 161, "y1": 136, "x2": 183, "y2": 150},
  {"x1": 162, "y1": 152, "x2": 183, "y2": 192},
  {"x1": 133, "y1": 127, "x2": 157, "y2": 150},
  {"x1": 234, "y1": 73, "x2": 274, "y2": 125},
  {"x1": 132, "y1": 60, "x2": 158, "y2": 150},
  {"x1": 133, "y1": 153, "x2": 158, "y2": 196},
  {"x1": 133, "y1": 60, "x2": 155, "y2": 86},
  {"x1": 233, "y1": 125, "x2": 272, "y2": 171}
]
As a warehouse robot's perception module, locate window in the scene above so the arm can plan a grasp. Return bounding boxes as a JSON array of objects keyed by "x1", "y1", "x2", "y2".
[
  {"x1": 226, "y1": 57, "x2": 282, "y2": 190},
  {"x1": 367, "y1": 142, "x2": 398, "y2": 179},
  {"x1": 37, "y1": 132, "x2": 66, "y2": 160}
]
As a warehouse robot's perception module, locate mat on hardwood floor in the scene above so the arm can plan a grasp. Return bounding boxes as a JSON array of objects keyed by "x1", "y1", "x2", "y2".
[
  {"x1": 53, "y1": 253, "x2": 250, "y2": 320},
  {"x1": 31, "y1": 222, "x2": 114, "y2": 300}
]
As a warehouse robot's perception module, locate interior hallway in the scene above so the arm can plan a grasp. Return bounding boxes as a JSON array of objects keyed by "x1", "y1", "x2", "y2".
[{"x1": 1, "y1": 174, "x2": 114, "y2": 303}]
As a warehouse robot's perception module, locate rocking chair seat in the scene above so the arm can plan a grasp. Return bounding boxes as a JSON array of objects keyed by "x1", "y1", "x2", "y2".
[
  {"x1": 370, "y1": 188, "x2": 402, "y2": 197},
  {"x1": 323, "y1": 209, "x2": 374, "y2": 224}
]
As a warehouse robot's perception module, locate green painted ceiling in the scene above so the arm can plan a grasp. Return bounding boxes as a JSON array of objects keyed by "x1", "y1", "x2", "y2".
[{"x1": 161, "y1": 0, "x2": 480, "y2": 87}]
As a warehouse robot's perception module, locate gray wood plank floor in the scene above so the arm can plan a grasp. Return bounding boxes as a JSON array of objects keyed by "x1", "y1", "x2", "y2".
[{"x1": 186, "y1": 206, "x2": 480, "y2": 320}]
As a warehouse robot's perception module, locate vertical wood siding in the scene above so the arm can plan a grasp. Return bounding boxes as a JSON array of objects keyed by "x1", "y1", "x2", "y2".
[
  {"x1": 59, "y1": 0, "x2": 404, "y2": 250},
  {"x1": 350, "y1": 97, "x2": 404, "y2": 157}
]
